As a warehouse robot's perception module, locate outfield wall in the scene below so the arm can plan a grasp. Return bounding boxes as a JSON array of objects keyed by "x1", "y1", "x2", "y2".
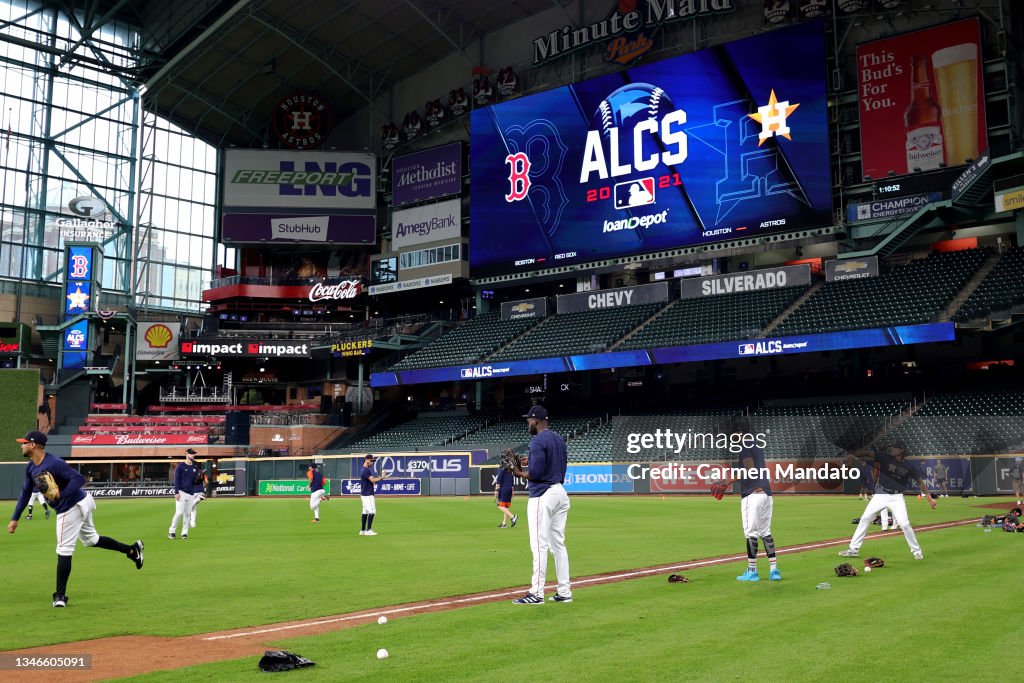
[{"x1": 1, "y1": 454, "x2": 1021, "y2": 500}]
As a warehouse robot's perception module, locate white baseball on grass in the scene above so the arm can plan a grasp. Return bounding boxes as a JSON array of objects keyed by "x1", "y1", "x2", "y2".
[
  {"x1": 377, "y1": 648, "x2": 389, "y2": 659},
  {"x1": 864, "y1": 566, "x2": 872, "y2": 573},
  {"x1": 378, "y1": 616, "x2": 388, "y2": 625}
]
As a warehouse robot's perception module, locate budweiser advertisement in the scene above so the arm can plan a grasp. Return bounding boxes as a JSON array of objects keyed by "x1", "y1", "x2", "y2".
[
  {"x1": 857, "y1": 18, "x2": 987, "y2": 181},
  {"x1": 72, "y1": 434, "x2": 209, "y2": 446}
]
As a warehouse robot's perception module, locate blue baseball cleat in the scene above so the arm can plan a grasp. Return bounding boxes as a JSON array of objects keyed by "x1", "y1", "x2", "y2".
[
  {"x1": 736, "y1": 570, "x2": 760, "y2": 582},
  {"x1": 769, "y1": 568, "x2": 782, "y2": 581}
]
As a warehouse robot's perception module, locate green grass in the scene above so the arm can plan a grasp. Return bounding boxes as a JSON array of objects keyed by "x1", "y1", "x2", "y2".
[
  {"x1": 0, "y1": 368, "x2": 40, "y2": 461},
  {"x1": 0, "y1": 495, "x2": 1012, "y2": 680}
]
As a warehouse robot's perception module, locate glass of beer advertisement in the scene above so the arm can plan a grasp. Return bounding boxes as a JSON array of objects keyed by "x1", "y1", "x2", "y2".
[{"x1": 856, "y1": 18, "x2": 986, "y2": 182}]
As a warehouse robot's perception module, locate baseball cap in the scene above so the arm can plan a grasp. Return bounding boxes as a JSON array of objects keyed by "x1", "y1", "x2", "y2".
[
  {"x1": 365, "y1": 454, "x2": 376, "y2": 461},
  {"x1": 16, "y1": 430, "x2": 47, "y2": 446},
  {"x1": 185, "y1": 448, "x2": 198, "y2": 455},
  {"x1": 523, "y1": 405, "x2": 548, "y2": 420}
]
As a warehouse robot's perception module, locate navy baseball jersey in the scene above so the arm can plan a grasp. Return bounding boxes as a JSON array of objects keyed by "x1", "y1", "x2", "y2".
[
  {"x1": 738, "y1": 445, "x2": 772, "y2": 498},
  {"x1": 360, "y1": 465, "x2": 375, "y2": 496},
  {"x1": 496, "y1": 468, "x2": 514, "y2": 501},
  {"x1": 12, "y1": 453, "x2": 86, "y2": 519},
  {"x1": 875, "y1": 453, "x2": 922, "y2": 492},
  {"x1": 310, "y1": 470, "x2": 325, "y2": 492},
  {"x1": 526, "y1": 430, "x2": 568, "y2": 498},
  {"x1": 173, "y1": 462, "x2": 200, "y2": 495}
]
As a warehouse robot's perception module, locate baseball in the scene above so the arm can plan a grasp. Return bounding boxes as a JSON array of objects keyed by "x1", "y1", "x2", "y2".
[
  {"x1": 378, "y1": 616, "x2": 388, "y2": 625},
  {"x1": 377, "y1": 648, "x2": 389, "y2": 659},
  {"x1": 864, "y1": 566, "x2": 872, "y2": 573}
]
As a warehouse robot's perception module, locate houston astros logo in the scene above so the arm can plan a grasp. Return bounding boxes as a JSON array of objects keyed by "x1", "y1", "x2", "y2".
[
  {"x1": 273, "y1": 93, "x2": 333, "y2": 149},
  {"x1": 748, "y1": 90, "x2": 800, "y2": 146}
]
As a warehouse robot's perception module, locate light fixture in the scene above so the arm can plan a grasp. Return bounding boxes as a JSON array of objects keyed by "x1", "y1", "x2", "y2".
[{"x1": 259, "y1": 367, "x2": 265, "y2": 372}]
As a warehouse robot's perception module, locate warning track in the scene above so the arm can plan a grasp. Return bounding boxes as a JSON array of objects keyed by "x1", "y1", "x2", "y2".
[{"x1": 2, "y1": 518, "x2": 976, "y2": 682}]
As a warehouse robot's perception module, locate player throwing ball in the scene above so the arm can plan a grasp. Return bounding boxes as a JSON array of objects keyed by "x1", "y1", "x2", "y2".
[
  {"x1": 7, "y1": 431, "x2": 143, "y2": 608},
  {"x1": 840, "y1": 440, "x2": 936, "y2": 560}
]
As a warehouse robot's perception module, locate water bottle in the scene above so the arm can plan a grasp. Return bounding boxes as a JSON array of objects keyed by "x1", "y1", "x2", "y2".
[{"x1": 816, "y1": 582, "x2": 831, "y2": 590}]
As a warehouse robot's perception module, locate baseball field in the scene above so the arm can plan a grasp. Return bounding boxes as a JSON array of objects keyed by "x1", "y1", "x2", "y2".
[{"x1": 0, "y1": 494, "x2": 1014, "y2": 681}]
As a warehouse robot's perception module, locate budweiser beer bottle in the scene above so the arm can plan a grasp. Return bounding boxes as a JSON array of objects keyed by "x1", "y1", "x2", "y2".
[{"x1": 903, "y1": 55, "x2": 944, "y2": 172}]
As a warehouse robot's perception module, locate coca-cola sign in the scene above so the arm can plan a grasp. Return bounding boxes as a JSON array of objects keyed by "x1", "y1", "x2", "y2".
[{"x1": 308, "y1": 280, "x2": 361, "y2": 302}]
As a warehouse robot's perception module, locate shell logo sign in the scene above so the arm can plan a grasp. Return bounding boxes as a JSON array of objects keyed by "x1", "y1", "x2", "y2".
[
  {"x1": 136, "y1": 322, "x2": 179, "y2": 361},
  {"x1": 144, "y1": 324, "x2": 173, "y2": 348}
]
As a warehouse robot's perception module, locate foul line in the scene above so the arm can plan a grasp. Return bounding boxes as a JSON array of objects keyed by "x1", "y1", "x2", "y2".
[{"x1": 204, "y1": 518, "x2": 974, "y2": 641}]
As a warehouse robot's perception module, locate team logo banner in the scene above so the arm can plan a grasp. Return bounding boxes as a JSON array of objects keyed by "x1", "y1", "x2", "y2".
[
  {"x1": 391, "y1": 198, "x2": 461, "y2": 250},
  {"x1": 857, "y1": 18, "x2": 987, "y2": 181},
  {"x1": 470, "y1": 21, "x2": 831, "y2": 278},
  {"x1": 137, "y1": 322, "x2": 179, "y2": 361},
  {"x1": 222, "y1": 150, "x2": 376, "y2": 210},
  {"x1": 392, "y1": 143, "x2": 463, "y2": 207}
]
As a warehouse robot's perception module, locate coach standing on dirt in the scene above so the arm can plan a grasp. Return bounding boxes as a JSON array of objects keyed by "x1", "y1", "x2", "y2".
[{"x1": 511, "y1": 405, "x2": 572, "y2": 605}]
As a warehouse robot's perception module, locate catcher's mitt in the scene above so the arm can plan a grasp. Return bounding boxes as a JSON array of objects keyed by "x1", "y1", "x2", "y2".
[
  {"x1": 33, "y1": 471, "x2": 60, "y2": 502},
  {"x1": 710, "y1": 481, "x2": 729, "y2": 500},
  {"x1": 834, "y1": 562, "x2": 859, "y2": 577},
  {"x1": 864, "y1": 557, "x2": 885, "y2": 569},
  {"x1": 667, "y1": 574, "x2": 690, "y2": 583},
  {"x1": 499, "y1": 449, "x2": 520, "y2": 473}
]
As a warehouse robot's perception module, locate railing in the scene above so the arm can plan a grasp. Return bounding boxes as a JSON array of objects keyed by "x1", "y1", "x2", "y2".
[
  {"x1": 159, "y1": 386, "x2": 232, "y2": 403},
  {"x1": 250, "y1": 412, "x2": 323, "y2": 426}
]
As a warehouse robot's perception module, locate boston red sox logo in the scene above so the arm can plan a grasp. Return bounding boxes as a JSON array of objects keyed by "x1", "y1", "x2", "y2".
[{"x1": 69, "y1": 254, "x2": 89, "y2": 279}]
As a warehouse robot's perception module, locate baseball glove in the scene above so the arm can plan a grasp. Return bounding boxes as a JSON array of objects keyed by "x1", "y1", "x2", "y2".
[
  {"x1": 667, "y1": 574, "x2": 690, "y2": 583},
  {"x1": 834, "y1": 562, "x2": 859, "y2": 577},
  {"x1": 34, "y1": 471, "x2": 60, "y2": 502},
  {"x1": 710, "y1": 481, "x2": 729, "y2": 500},
  {"x1": 499, "y1": 449, "x2": 521, "y2": 473},
  {"x1": 864, "y1": 557, "x2": 885, "y2": 569}
]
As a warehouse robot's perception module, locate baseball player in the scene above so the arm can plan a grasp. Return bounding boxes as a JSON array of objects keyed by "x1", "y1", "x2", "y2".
[
  {"x1": 728, "y1": 416, "x2": 780, "y2": 582},
  {"x1": 510, "y1": 405, "x2": 572, "y2": 604},
  {"x1": 840, "y1": 440, "x2": 936, "y2": 560},
  {"x1": 495, "y1": 466, "x2": 517, "y2": 528},
  {"x1": 25, "y1": 490, "x2": 50, "y2": 521},
  {"x1": 7, "y1": 430, "x2": 143, "y2": 608},
  {"x1": 934, "y1": 460, "x2": 949, "y2": 498},
  {"x1": 308, "y1": 464, "x2": 328, "y2": 523},
  {"x1": 168, "y1": 448, "x2": 200, "y2": 540},
  {"x1": 359, "y1": 454, "x2": 388, "y2": 536},
  {"x1": 1011, "y1": 458, "x2": 1023, "y2": 505}
]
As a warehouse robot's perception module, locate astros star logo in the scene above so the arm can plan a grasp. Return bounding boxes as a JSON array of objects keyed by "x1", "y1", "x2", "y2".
[
  {"x1": 66, "y1": 284, "x2": 90, "y2": 311},
  {"x1": 748, "y1": 90, "x2": 800, "y2": 146}
]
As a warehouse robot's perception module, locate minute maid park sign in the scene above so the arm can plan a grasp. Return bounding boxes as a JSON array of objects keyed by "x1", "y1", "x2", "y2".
[{"x1": 532, "y1": 0, "x2": 735, "y2": 66}]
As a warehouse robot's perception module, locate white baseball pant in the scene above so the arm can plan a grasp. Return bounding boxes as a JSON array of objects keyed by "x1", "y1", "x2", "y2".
[
  {"x1": 741, "y1": 492, "x2": 773, "y2": 537},
  {"x1": 56, "y1": 493, "x2": 100, "y2": 556},
  {"x1": 28, "y1": 491, "x2": 48, "y2": 508},
  {"x1": 849, "y1": 493, "x2": 921, "y2": 555},
  {"x1": 527, "y1": 483, "x2": 571, "y2": 598},
  {"x1": 310, "y1": 489, "x2": 327, "y2": 518},
  {"x1": 169, "y1": 491, "x2": 197, "y2": 535},
  {"x1": 360, "y1": 494, "x2": 376, "y2": 514}
]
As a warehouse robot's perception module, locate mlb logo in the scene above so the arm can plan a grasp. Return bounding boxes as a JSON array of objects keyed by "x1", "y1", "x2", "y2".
[
  {"x1": 614, "y1": 177, "x2": 655, "y2": 210},
  {"x1": 856, "y1": 204, "x2": 871, "y2": 220},
  {"x1": 738, "y1": 344, "x2": 755, "y2": 355},
  {"x1": 460, "y1": 368, "x2": 473, "y2": 378}
]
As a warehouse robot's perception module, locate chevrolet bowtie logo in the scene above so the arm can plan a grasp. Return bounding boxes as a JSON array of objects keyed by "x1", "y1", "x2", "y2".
[
  {"x1": 835, "y1": 260, "x2": 868, "y2": 273},
  {"x1": 511, "y1": 303, "x2": 534, "y2": 313}
]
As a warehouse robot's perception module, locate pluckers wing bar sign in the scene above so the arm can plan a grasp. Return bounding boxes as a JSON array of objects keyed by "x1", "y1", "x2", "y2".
[{"x1": 532, "y1": 0, "x2": 735, "y2": 66}]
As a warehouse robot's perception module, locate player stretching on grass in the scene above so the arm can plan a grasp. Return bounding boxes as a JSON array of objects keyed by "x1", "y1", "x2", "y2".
[{"x1": 840, "y1": 440, "x2": 936, "y2": 560}]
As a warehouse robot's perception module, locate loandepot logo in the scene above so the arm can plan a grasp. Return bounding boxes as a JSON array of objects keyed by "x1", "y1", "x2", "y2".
[
  {"x1": 748, "y1": 90, "x2": 800, "y2": 146},
  {"x1": 603, "y1": 209, "x2": 668, "y2": 233}
]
